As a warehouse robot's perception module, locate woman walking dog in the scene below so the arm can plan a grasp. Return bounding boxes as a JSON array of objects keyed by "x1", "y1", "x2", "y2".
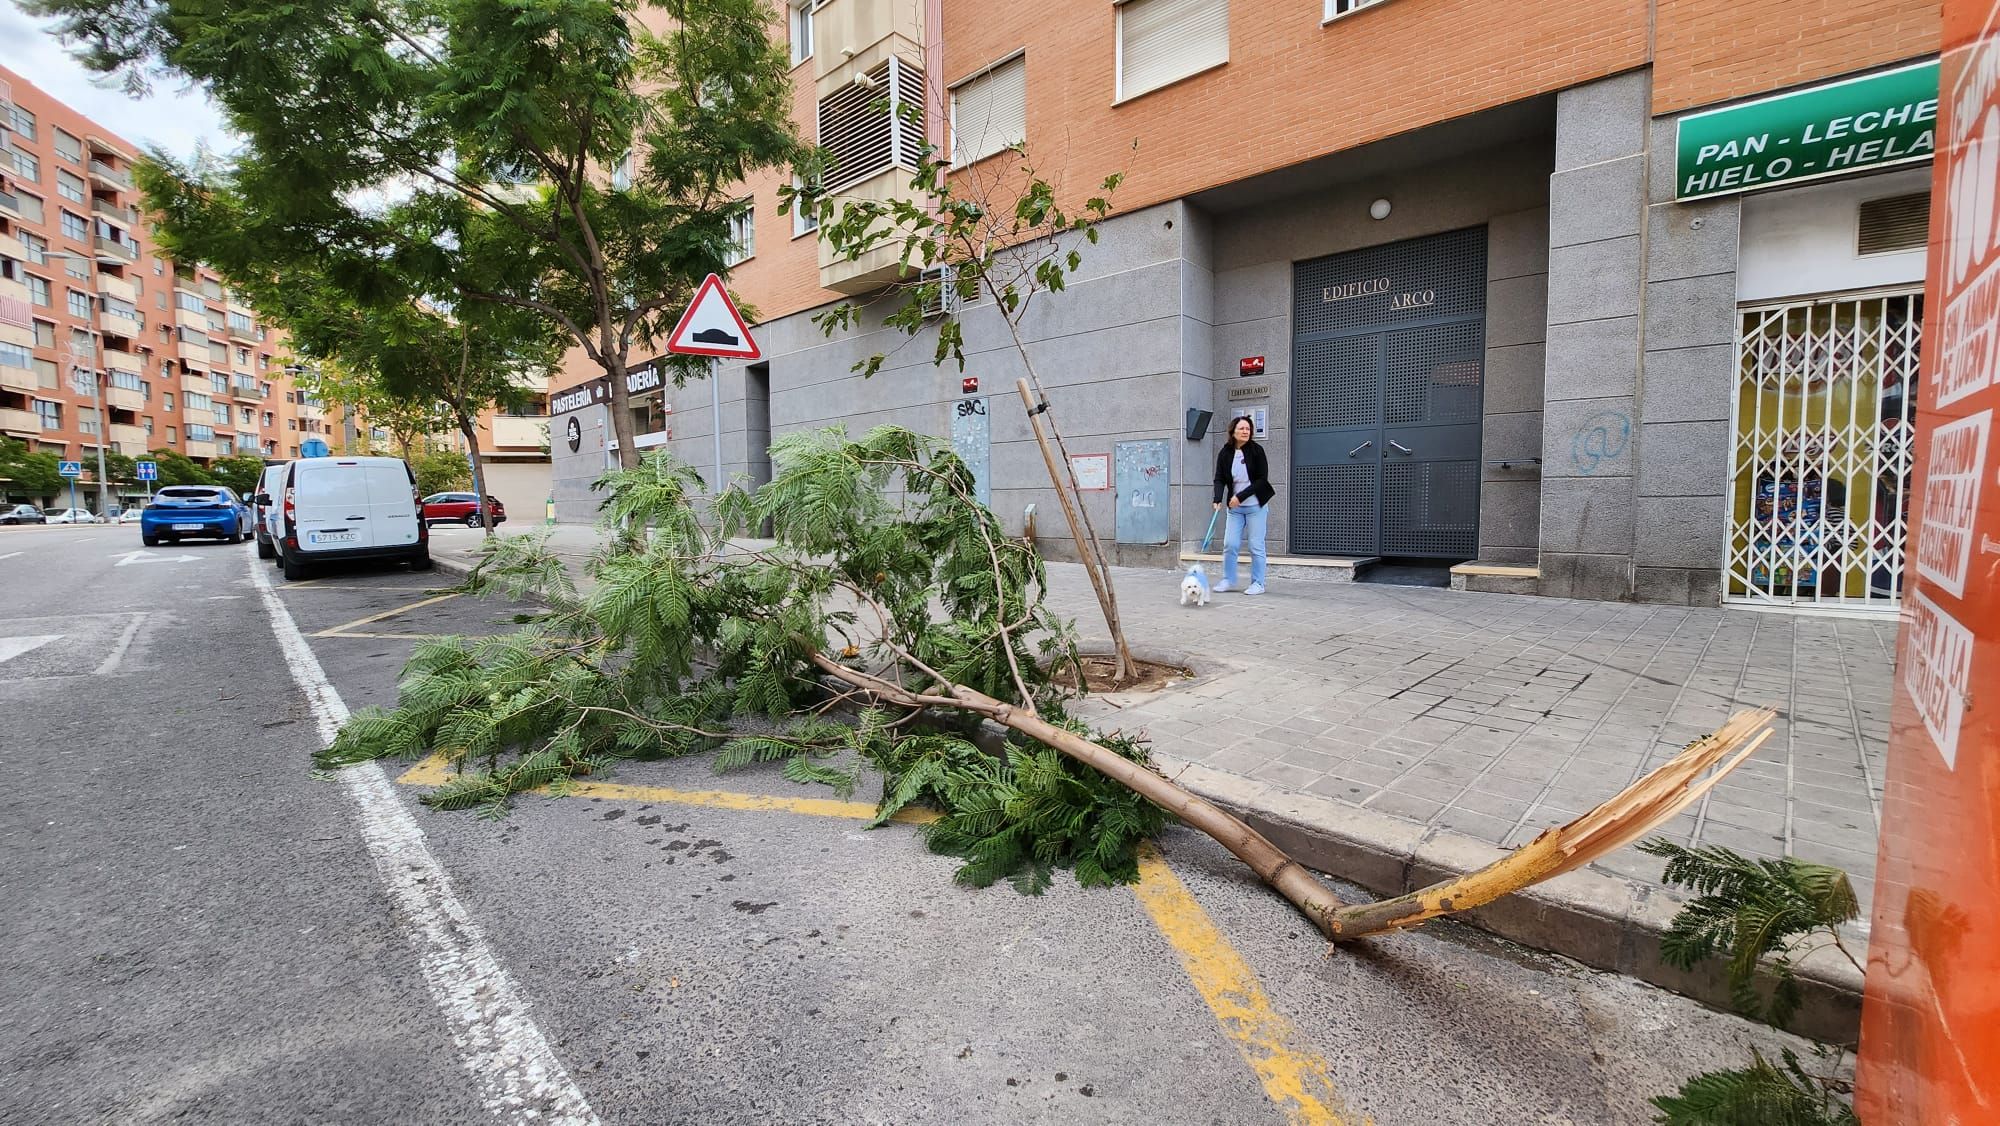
[{"x1": 1211, "y1": 415, "x2": 1275, "y2": 595}]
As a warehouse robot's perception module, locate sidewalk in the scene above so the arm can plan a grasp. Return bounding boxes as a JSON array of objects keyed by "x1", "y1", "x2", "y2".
[{"x1": 431, "y1": 522, "x2": 1889, "y2": 1033}]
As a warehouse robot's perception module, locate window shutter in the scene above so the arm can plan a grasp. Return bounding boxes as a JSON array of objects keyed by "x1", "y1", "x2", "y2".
[
  {"x1": 952, "y1": 56, "x2": 1027, "y2": 166},
  {"x1": 1119, "y1": 0, "x2": 1228, "y2": 101}
]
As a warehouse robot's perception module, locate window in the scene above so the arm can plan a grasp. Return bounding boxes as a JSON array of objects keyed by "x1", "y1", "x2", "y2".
[
  {"x1": 166, "y1": 425, "x2": 177, "y2": 442},
  {"x1": 1325, "y1": 0, "x2": 1386, "y2": 16},
  {"x1": 950, "y1": 54, "x2": 1027, "y2": 167},
  {"x1": 227, "y1": 313, "x2": 252, "y2": 337},
  {"x1": 144, "y1": 419, "x2": 153, "y2": 435},
  {"x1": 11, "y1": 146, "x2": 38, "y2": 182},
  {"x1": 67, "y1": 289, "x2": 92, "y2": 318},
  {"x1": 263, "y1": 411, "x2": 274, "y2": 427},
  {"x1": 56, "y1": 170, "x2": 85, "y2": 203},
  {"x1": 791, "y1": 175, "x2": 819, "y2": 237},
  {"x1": 70, "y1": 328, "x2": 94, "y2": 359},
  {"x1": 62, "y1": 255, "x2": 89, "y2": 280},
  {"x1": 0, "y1": 341, "x2": 30, "y2": 369},
  {"x1": 110, "y1": 369, "x2": 142, "y2": 391},
  {"x1": 14, "y1": 192, "x2": 43, "y2": 224},
  {"x1": 34, "y1": 320, "x2": 54, "y2": 348},
  {"x1": 1115, "y1": 0, "x2": 1228, "y2": 102},
  {"x1": 611, "y1": 151, "x2": 632, "y2": 192},
  {"x1": 19, "y1": 232, "x2": 47, "y2": 265},
  {"x1": 32, "y1": 399, "x2": 61, "y2": 428},
  {"x1": 53, "y1": 129, "x2": 82, "y2": 162},
  {"x1": 211, "y1": 373, "x2": 228, "y2": 394},
  {"x1": 185, "y1": 392, "x2": 212, "y2": 413},
  {"x1": 102, "y1": 296, "x2": 139, "y2": 323},
  {"x1": 78, "y1": 406, "x2": 99, "y2": 434},
  {"x1": 289, "y1": 444, "x2": 299, "y2": 457},
  {"x1": 35, "y1": 358, "x2": 57, "y2": 387},
  {"x1": 240, "y1": 406, "x2": 254, "y2": 423},
  {"x1": 726, "y1": 203, "x2": 755, "y2": 265},
  {"x1": 27, "y1": 275, "x2": 49, "y2": 307},
  {"x1": 9, "y1": 105, "x2": 36, "y2": 140},
  {"x1": 789, "y1": 0, "x2": 814, "y2": 65},
  {"x1": 163, "y1": 392, "x2": 174, "y2": 411},
  {"x1": 212, "y1": 403, "x2": 230, "y2": 423},
  {"x1": 176, "y1": 291, "x2": 205, "y2": 313},
  {"x1": 60, "y1": 210, "x2": 88, "y2": 242},
  {"x1": 187, "y1": 423, "x2": 214, "y2": 442},
  {"x1": 287, "y1": 418, "x2": 297, "y2": 431},
  {"x1": 235, "y1": 345, "x2": 250, "y2": 364}
]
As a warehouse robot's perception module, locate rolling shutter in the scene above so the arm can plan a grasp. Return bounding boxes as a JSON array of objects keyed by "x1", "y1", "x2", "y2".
[
  {"x1": 1118, "y1": 0, "x2": 1228, "y2": 101},
  {"x1": 952, "y1": 55, "x2": 1027, "y2": 167}
]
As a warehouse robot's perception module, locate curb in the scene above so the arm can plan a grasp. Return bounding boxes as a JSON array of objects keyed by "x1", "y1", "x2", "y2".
[{"x1": 1154, "y1": 754, "x2": 1864, "y2": 1046}]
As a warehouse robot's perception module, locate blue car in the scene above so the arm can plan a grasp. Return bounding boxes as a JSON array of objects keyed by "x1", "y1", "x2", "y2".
[{"x1": 141, "y1": 486, "x2": 250, "y2": 546}]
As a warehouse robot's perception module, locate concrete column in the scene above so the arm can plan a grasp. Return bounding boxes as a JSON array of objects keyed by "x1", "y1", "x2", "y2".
[{"x1": 1538, "y1": 71, "x2": 1650, "y2": 600}]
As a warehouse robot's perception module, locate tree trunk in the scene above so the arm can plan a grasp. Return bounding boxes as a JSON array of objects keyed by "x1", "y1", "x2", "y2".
[
  {"x1": 810, "y1": 652, "x2": 1348, "y2": 935},
  {"x1": 1012, "y1": 379, "x2": 1137, "y2": 683},
  {"x1": 456, "y1": 410, "x2": 494, "y2": 538},
  {"x1": 604, "y1": 352, "x2": 640, "y2": 470}
]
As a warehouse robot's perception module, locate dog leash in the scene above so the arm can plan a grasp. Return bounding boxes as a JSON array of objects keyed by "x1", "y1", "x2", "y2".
[{"x1": 1200, "y1": 509, "x2": 1221, "y2": 554}]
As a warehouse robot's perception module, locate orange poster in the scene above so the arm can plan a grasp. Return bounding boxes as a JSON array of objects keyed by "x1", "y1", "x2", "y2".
[{"x1": 1856, "y1": 0, "x2": 2000, "y2": 1119}]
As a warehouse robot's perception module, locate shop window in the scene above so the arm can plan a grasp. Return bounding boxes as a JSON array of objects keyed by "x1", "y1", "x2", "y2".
[
  {"x1": 951, "y1": 54, "x2": 1027, "y2": 168},
  {"x1": 1115, "y1": 0, "x2": 1227, "y2": 102},
  {"x1": 1725, "y1": 292, "x2": 1921, "y2": 612}
]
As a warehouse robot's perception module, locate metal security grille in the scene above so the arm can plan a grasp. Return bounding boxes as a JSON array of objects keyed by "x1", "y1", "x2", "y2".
[
  {"x1": 1291, "y1": 227, "x2": 1487, "y2": 559},
  {"x1": 1724, "y1": 291, "x2": 1921, "y2": 612}
]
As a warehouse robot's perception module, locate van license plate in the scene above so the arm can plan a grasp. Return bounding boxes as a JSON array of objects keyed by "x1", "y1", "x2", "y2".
[
  {"x1": 309, "y1": 531, "x2": 357, "y2": 544},
  {"x1": 172, "y1": 523, "x2": 204, "y2": 532}
]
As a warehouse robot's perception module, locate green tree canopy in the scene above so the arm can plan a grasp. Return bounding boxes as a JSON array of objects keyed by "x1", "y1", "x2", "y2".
[
  {"x1": 210, "y1": 454, "x2": 267, "y2": 496},
  {"x1": 32, "y1": 0, "x2": 801, "y2": 468},
  {"x1": 147, "y1": 448, "x2": 215, "y2": 487},
  {"x1": 0, "y1": 438, "x2": 66, "y2": 499}
]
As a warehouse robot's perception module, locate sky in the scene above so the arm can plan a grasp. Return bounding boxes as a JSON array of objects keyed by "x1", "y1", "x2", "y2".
[{"x1": 0, "y1": 3, "x2": 236, "y2": 161}]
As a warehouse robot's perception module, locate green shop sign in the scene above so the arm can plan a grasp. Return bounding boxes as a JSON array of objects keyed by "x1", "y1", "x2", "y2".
[{"x1": 1675, "y1": 59, "x2": 1939, "y2": 201}]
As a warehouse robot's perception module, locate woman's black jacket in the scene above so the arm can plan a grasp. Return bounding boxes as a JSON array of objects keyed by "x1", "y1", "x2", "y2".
[{"x1": 1212, "y1": 441, "x2": 1277, "y2": 506}]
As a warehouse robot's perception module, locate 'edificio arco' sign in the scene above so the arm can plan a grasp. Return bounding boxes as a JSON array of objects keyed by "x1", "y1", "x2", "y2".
[{"x1": 1675, "y1": 59, "x2": 1940, "y2": 201}]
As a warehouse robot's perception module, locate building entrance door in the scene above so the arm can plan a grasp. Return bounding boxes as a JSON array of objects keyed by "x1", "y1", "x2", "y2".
[{"x1": 1290, "y1": 226, "x2": 1487, "y2": 559}]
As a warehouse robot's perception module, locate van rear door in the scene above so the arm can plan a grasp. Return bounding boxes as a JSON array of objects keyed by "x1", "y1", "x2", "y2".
[
  {"x1": 363, "y1": 460, "x2": 420, "y2": 548},
  {"x1": 292, "y1": 460, "x2": 376, "y2": 553}
]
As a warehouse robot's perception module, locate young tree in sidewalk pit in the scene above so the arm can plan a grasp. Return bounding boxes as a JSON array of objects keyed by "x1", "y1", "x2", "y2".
[
  {"x1": 303, "y1": 361, "x2": 452, "y2": 461},
  {"x1": 30, "y1": 0, "x2": 801, "y2": 469},
  {"x1": 788, "y1": 142, "x2": 1140, "y2": 683},
  {"x1": 411, "y1": 447, "x2": 475, "y2": 499}
]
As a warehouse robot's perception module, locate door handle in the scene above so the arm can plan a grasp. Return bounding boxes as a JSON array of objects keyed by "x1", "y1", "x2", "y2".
[
  {"x1": 1347, "y1": 440, "x2": 1373, "y2": 458},
  {"x1": 345, "y1": 515, "x2": 367, "y2": 520},
  {"x1": 1389, "y1": 440, "x2": 1414, "y2": 455}
]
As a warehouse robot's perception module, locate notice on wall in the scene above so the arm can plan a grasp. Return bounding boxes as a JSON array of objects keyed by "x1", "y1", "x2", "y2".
[
  {"x1": 1857, "y1": 5, "x2": 2000, "y2": 1119},
  {"x1": 1675, "y1": 59, "x2": 1940, "y2": 200},
  {"x1": 1069, "y1": 453, "x2": 1110, "y2": 492}
]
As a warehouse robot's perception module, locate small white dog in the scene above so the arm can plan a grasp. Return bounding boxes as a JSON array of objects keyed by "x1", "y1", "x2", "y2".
[{"x1": 1180, "y1": 562, "x2": 1212, "y2": 607}]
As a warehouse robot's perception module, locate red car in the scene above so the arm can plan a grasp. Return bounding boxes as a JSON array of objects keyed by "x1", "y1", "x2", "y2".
[{"x1": 420, "y1": 492, "x2": 507, "y2": 527}]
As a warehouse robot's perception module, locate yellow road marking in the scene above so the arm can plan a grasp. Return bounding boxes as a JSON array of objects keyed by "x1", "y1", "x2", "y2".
[
  {"x1": 314, "y1": 592, "x2": 460, "y2": 638},
  {"x1": 1132, "y1": 843, "x2": 1358, "y2": 1126},
  {"x1": 391, "y1": 758, "x2": 1351, "y2": 1123}
]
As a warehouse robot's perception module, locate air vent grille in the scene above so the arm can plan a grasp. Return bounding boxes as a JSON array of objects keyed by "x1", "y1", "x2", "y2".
[{"x1": 1858, "y1": 192, "x2": 1928, "y2": 256}]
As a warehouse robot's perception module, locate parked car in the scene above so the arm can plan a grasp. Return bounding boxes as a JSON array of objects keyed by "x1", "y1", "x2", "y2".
[
  {"x1": 252, "y1": 462, "x2": 289, "y2": 559},
  {"x1": 140, "y1": 486, "x2": 249, "y2": 545},
  {"x1": 45, "y1": 508, "x2": 100, "y2": 524},
  {"x1": 420, "y1": 492, "x2": 507, "y2": 527},
  {"x1": 260, "y1": 456, "x2": 428, "y2": 580},
  {"x1": 117, "y1": 508, "x2": 143, "y2": 524},
  {"x1": 2, "y1": 504, "x2": 46, "y2": 525}
]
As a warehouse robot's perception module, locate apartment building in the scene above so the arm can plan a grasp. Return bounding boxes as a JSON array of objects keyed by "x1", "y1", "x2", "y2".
[
  {"x1": 550, "y1": 0, "x2": 1940, "y2": 612},
  {"x1": 0, "y1": 66, "x2": 319, "y2": 511}
]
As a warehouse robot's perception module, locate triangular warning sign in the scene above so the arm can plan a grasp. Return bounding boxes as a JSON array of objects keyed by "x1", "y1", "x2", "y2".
[{"x1": 666, "y1": 273, "x2": 761, "y2": 359}]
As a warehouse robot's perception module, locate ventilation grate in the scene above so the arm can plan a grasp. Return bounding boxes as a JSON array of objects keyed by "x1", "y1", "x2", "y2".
[{"x1": 1857, "y1": 192, "x2": 1929, "y2": 256}]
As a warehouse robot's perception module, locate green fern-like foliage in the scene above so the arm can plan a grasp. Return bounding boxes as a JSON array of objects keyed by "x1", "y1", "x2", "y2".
[
  {"x1": 316, "y1": 425, "x2": 1165, "y2": 892},
  {"x1": 1653, "y1": 1048, "x2": 1859, "y2": 1126},
  {"x1": 1638, "y1": 838, "x2": 1860, "y2": 1030}
]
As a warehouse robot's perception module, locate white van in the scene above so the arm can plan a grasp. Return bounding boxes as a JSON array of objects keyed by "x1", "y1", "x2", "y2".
[
  {"x1": 258, "y1": 456, "x2": 429, "y2": 580},
  {"x1": 252, "y1": 461, "x2": 289, "y2": 559}
]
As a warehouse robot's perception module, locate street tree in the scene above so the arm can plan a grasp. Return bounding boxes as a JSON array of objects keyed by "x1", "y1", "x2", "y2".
[
  {"x1": 146, "y1": 449, "x2": 214, "y2": 487},
  {"x1": 792, "y1": 142, "x2": 1141, "y2": 682},
  {"x1": 209, "y1": 455, "x2": 268, "y2": 497},
  {"x1": 0, "y1": 438, "x2": 66, "y2": 501},
  {"x1": 30, "y1": 0, "x2": 801, "y2": 468}
]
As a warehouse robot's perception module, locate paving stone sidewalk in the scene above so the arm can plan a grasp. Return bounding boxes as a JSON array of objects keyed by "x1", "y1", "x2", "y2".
[
  {"x1": 1054, "y1": 565, "x2": 1894, "y2": 918},
  {"x1": 433, "y1": 524, "x2": 1893, "y2": 919}
]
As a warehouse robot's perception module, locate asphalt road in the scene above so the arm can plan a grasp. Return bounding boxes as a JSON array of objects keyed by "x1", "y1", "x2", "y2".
[{"x1": 0, "y1": 522, "x2": 1814, "y2": 1125}]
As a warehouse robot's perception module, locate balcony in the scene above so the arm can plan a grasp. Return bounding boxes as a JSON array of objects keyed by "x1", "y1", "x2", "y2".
[
  {"x1": 101, "y1": 346, "x2": 140, "y2": 372},
  {"x1": 0, "y1": 188, "x2": 19, "y2": 220},
  {"x1": 491, "y1": 415, "x2": 550, "y2": 449},
  {"x1": 225, "y1": 319, "x2": 258, "y2": 342},
  {"x1": 181, "y1": 371, "x2": 216, "y2": 394},
  {"x1": 812, "y1": 0, "x2": 922, "y2": 98},
  {"x1": 104, "y1": 383, "x2": 144, "y2": 411},
  {"x1": 87, "y1": 159, "x2": 132, "y2": 191},
  {"x1": 0, "y1": 406, "x2": 37, "y2": 437},
  {"x1": 93, "y1": 235, "x2": 137, "y2": 263},
  {"x1": 108, "y1": 422, "x2": 146, "y2": 450},
  {"x1": 0, "y1": 363, "x2": 34, "y2": 394},
  {"x1": 96, "y1": 273, "x2": 138, "y2": 306},
  {"x1": 176, "y1": 338, "x2": 212, "y2": 366},
  {"x1": 812, "y1": 50, "x2": 928, "y2": 294},
  {"x1": 91, "y1": 197, "x2": 136, "y2": 228},
  {"x1": 183, "y1": 438, "x2": 217, "y2": 459},
  {"x1": 232, "y1": 380, "x2": 265, "y2": 401}
]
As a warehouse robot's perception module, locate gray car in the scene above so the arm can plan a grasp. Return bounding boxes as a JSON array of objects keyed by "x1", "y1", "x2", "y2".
[{"x1": 2, "y1": 504, "x2": 48, "y2": 525}]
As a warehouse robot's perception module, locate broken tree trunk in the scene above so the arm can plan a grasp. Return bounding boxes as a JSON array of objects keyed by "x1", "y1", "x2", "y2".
[{"x1": 818, "y1": 641, "x2": 1779, "y2": 946}]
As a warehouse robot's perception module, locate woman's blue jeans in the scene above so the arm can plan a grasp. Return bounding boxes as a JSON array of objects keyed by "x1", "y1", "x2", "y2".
[{"x1": 1222, "y1": 498, "x2": 1268, "y2": 588}]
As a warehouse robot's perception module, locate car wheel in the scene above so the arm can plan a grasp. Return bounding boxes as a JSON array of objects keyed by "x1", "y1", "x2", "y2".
[
  {"x1": 464, "y1": 513, "x2": 482, "y2": 528},
  {"x1": 142, "y1": 532, "x2": 159, "y2": 547},
  {"x1": 408, "y1": 546, "x2": 433, "y2": 571},
  {"x1": 281, "y1": 547, "x2": 312, "y2": 581},
  {"x1": 256, "y1": 535, "x2": 275, "y2": 559}
]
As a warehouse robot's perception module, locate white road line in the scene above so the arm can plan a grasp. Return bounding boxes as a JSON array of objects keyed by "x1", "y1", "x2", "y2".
[
  {"x1": 247, "y1": 555, "x2": 599, "y2": 1124},
  {"x1": 0, "y1": 550, "x2": 21, "y2": 561},
  {"x1": 93, "y1": 614, "x2": 146, "y2": 676},
  {"x1": 0, "y1": 634, "x2": 61, "y2": 665}
]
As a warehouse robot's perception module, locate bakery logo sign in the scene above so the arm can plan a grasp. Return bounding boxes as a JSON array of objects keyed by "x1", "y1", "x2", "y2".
[{"x1": 549, "y1": 363, "x2": 666, "y2": 415}]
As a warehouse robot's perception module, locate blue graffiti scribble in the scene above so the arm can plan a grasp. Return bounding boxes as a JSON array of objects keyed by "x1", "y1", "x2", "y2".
[{"x1": 1570, "y1": 411, "x2": 1631, "y2": 475}]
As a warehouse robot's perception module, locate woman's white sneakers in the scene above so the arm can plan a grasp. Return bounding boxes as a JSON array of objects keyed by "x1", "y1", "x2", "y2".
[{"x1": 1244, "y1": 583, "x2": 1266, "y2": 596}]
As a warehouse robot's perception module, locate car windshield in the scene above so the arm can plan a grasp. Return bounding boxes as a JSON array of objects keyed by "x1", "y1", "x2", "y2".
[{"x1": 44, "y1": 508, "x2": 64, "y2": 516}]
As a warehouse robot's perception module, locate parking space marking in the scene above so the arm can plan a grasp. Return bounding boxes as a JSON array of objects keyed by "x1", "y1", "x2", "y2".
[
  {"x1": 0, "y1": 635, "x2": 61, "y2": 665},
  {"x1": 314, "y1": 592, "x2": 461, "y2": 639},
  {"x1": 250, "y1": 555, "x2": 599, "y2": 1125},
  {"x1": 391, "y1": 757, "x2": 1352, "y2": 1124},
  {"x1": 1132, "y1": 844, "x2": 1356, "y2": 1126},
  {"x1": 93, "y1": 614, "x2": 146, "y2": 676}
]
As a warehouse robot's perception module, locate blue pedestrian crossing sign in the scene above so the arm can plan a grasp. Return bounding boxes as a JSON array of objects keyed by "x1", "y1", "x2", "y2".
[
  {"x1": 58, "y1": 461, "x2": 83, "y2": 478},
  {"x1": 300, "y1": 437, "x2": 330, "y2": 458},
  {"x1": 135, "y1": 460, "x2": 158, "y2": 481}
]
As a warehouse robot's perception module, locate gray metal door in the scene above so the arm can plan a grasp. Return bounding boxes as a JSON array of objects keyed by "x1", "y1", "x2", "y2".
[{"x1": 1291, "y1": 227, "x2": 1487, "y2": 559}]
